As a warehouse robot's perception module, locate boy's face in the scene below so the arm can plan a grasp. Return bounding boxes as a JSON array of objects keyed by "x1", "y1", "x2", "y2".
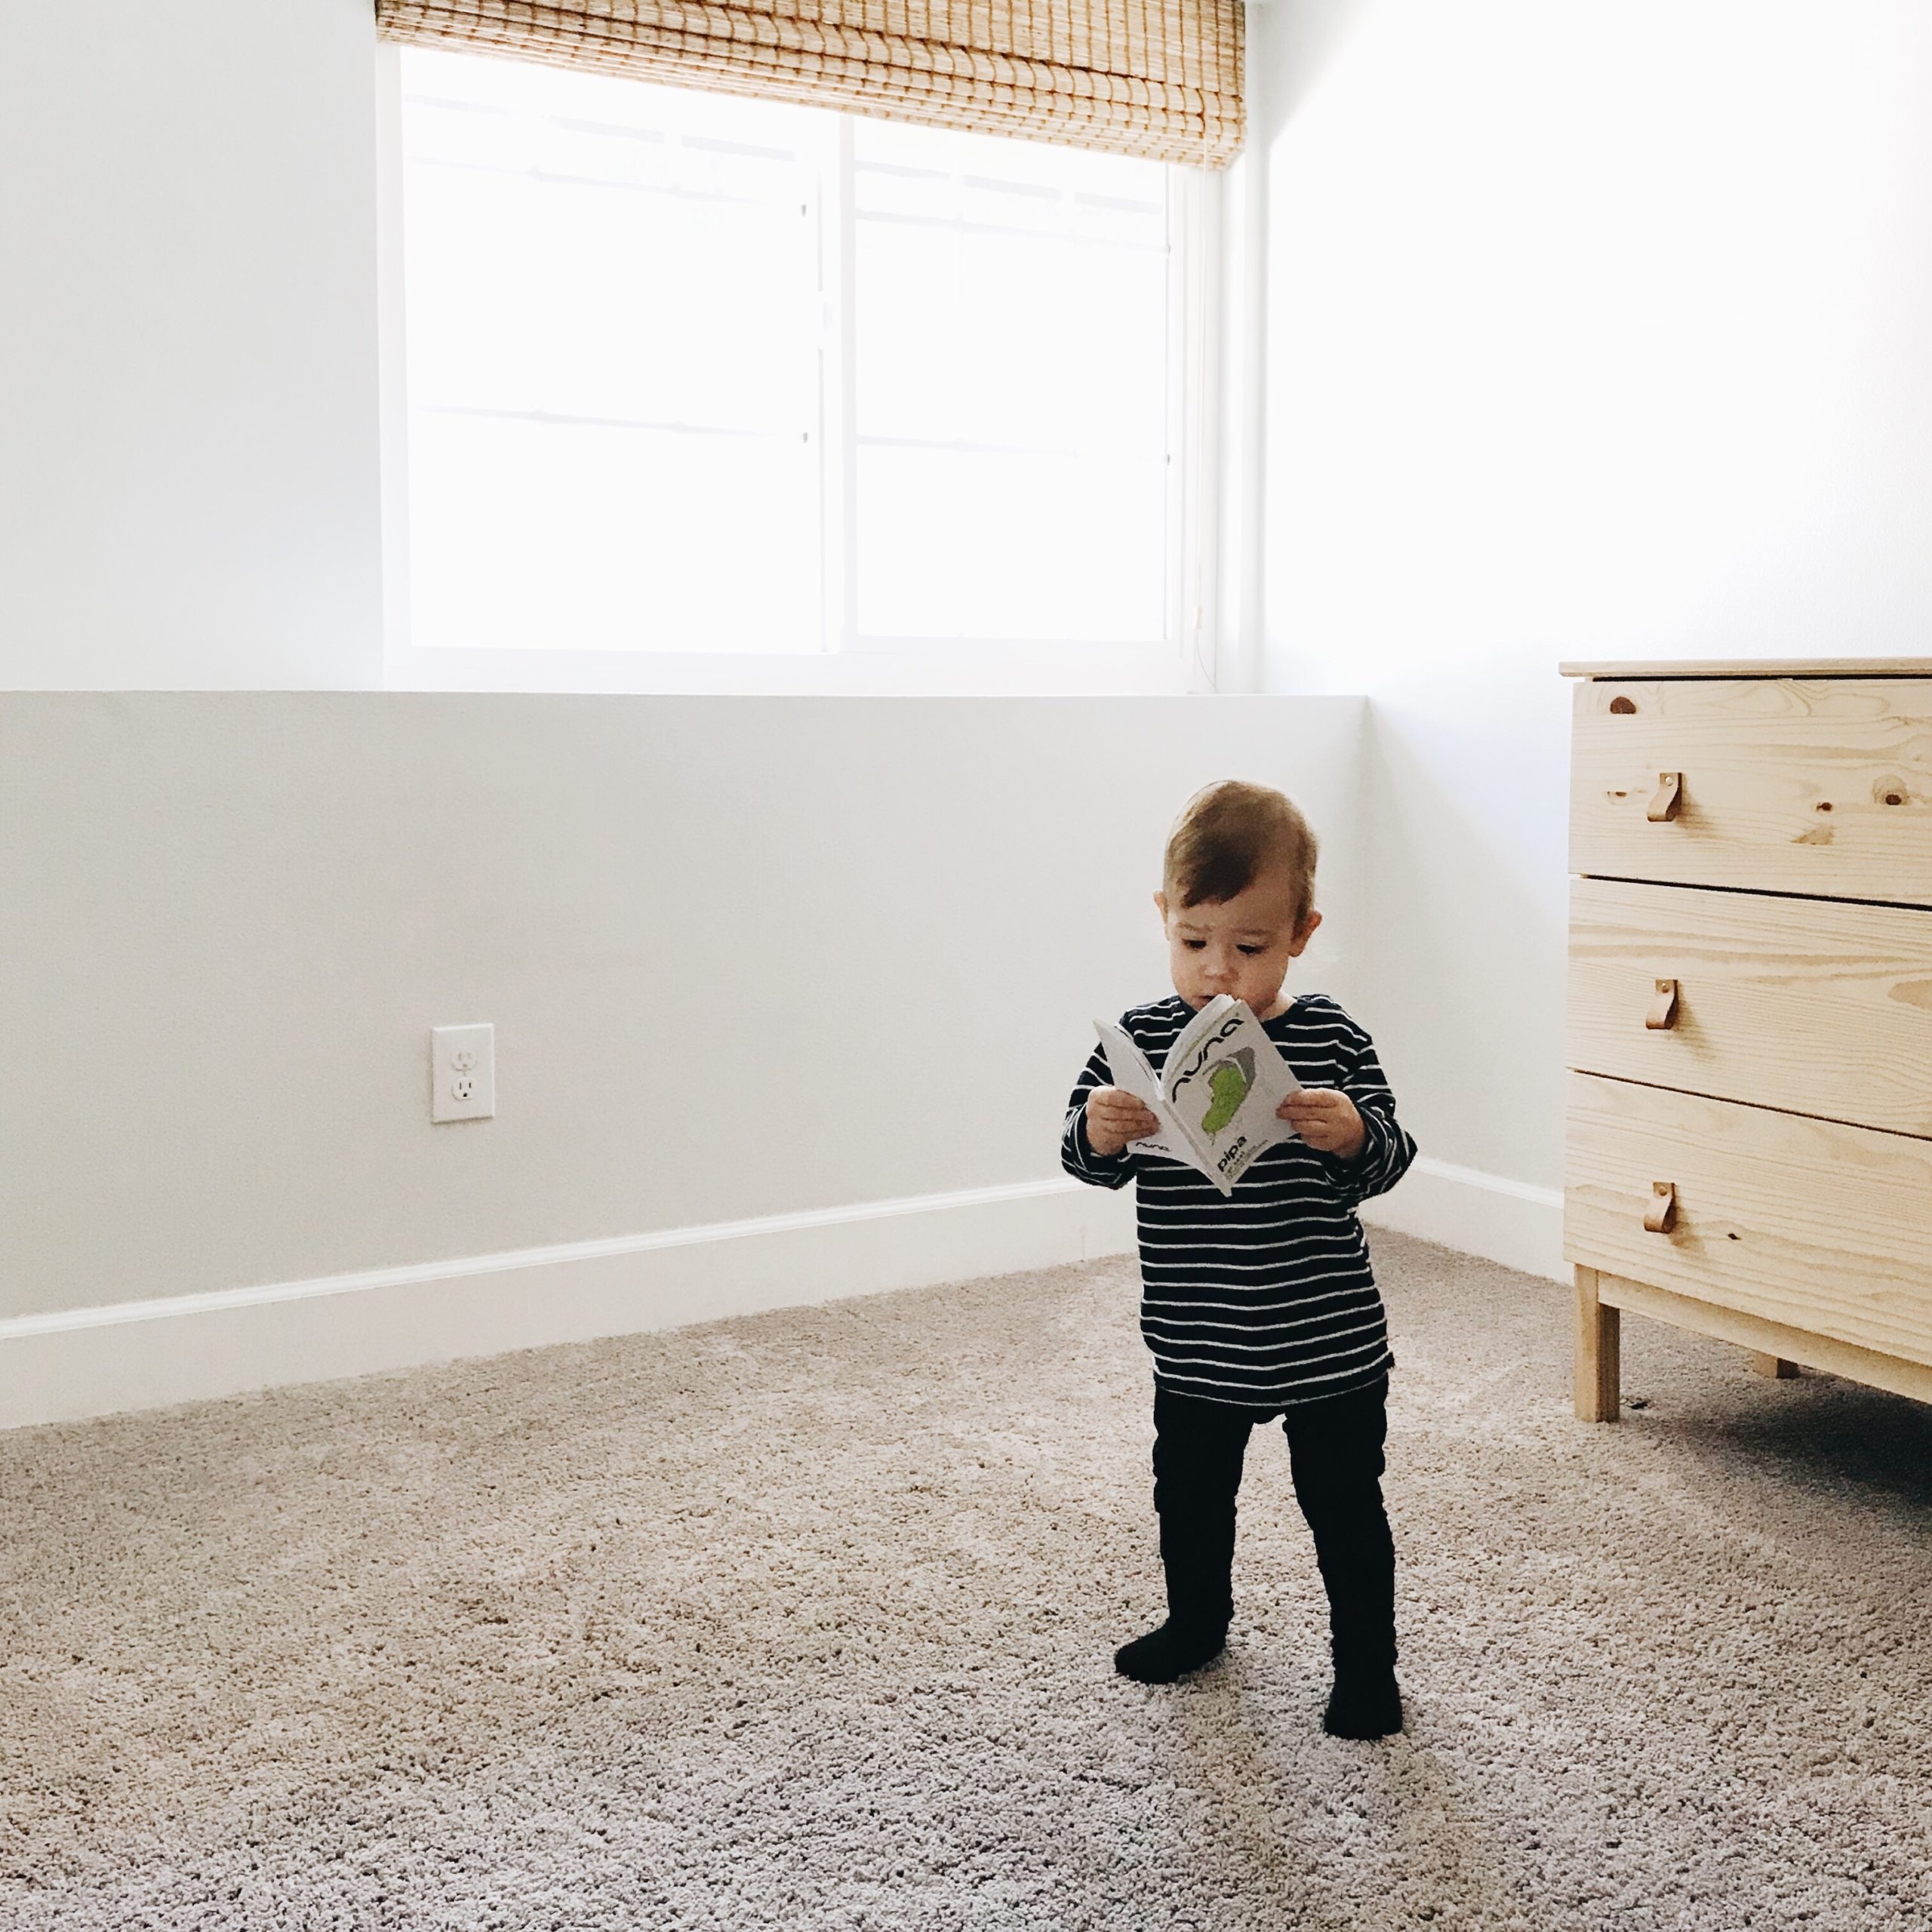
[{"x1": 1155, "y1": 869, "x2": 1321, "y2": 1019}]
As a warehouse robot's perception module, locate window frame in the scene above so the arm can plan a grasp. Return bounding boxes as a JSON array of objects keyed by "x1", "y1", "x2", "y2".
[{"x1": 374, "y1": 45, "x2": 1223, "y2": 697}]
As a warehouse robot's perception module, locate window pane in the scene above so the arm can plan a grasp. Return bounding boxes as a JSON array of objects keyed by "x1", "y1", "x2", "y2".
[
  {"x1": 400, "y1": 49, "x2": 826, "y2": 653},
  {"x1": 856, "y1": 448, "x2": 1167, "y2": 641},
  {"x1": 854, "y1": 224, "x2": 1168, "y2": 452},
  {"x1": 398, "y1": 55, "x2": 1185, "y2": 661},
  {"x1": 849, "y1": 122, "x2": 1173, "y2": 643},
  {"x1": 410, "y1": 414, "x2": 820, "y2": 654}
]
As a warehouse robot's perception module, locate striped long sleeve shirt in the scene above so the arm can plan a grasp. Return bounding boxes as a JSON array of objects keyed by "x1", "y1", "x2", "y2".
[{"x1": 1062, "y1": 993, "x2": 1417, "y2": 1408}]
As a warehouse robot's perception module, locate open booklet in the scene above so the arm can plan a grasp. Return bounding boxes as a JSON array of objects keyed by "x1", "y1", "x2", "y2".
[{"x1": 1094, "y1": 995, "x2": 1303, "y2": 1196}]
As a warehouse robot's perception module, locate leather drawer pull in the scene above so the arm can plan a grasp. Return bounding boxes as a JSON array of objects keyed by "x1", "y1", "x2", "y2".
[
  {"x1": 1645, "y1": 978, "x2": 1680, "y2": 1030},
  {"x1": 1647, "y1": 771, "x2": 1683, "y2": 822},
  {"x1": 1644, "y1": 1181, "x2": 1678, "y2": 1234}
]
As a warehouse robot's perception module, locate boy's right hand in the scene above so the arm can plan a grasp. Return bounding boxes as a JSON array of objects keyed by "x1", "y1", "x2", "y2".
[{"x1": 1085, "y1": 1088, "x2": 1161, "y2": 1158}]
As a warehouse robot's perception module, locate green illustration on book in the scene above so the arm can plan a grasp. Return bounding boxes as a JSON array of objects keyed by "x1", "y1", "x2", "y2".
[
  {"x1": 1093, "y1": 999, "x2": 1302, "y2": 1197},
  {"x1": 1200, "y1": 1049, "x2": 1257, "y2": 1137}
]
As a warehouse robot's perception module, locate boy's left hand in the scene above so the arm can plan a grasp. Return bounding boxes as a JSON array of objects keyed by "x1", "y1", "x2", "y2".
[{"x1": 1278, "y1": 1088, "x2": 1366, "y2": 1161}]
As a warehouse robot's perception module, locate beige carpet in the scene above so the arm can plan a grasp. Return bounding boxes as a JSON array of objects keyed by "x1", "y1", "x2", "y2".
[{"x1": 3, "y1": 1231, "x2": 1930, "y2": 1930}]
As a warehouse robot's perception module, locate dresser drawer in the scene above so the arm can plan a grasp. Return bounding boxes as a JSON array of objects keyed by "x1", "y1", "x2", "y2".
[
  {"x1": 1567, "y1": 878, "x2": 1932, "y2": 1137},
  {"x1": 1571, "y1": 677, "x2": 1932, "y2": 902},
  {"x1": 1564, "y1": 1072, "x2": 1932, "y2": 1370}
]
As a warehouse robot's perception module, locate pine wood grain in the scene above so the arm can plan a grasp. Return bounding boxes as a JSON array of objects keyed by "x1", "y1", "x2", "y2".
[
  {"x1": 1574, "y1": 1265, "x2": 1620, "y2": 1422},
  {"x1": 1595, "y1": 1272, "x2": 1932, "y2": 1407},
  {"x1": 1562, "y1": 658, "x2": 1932, "y2": 679},
  {"x1": 1564, "y1": 1072, "x2": 1932, "y2": 1373},
  {"x1": 1570, "y1": 678, "x2": 1932, "y2": 903},
  {"x1": 1567, "y1": 877, "x2": 1932, "y2": 1137}
]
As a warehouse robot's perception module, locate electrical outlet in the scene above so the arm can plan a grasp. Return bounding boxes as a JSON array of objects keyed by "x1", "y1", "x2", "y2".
[{"x1": 431, "y1": 1023, "x2": 495, "y2": 1122}]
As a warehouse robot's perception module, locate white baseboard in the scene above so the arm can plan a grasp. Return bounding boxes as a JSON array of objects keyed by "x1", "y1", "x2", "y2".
[
  {"x1": 2, "y1": 1160, "x2": 1560, "y2": 1432},
  {"x1": 1359, "y1": 1155, "x2": 1565, "y2": 1284},
  {"x1": 2, "y1": 1180, "x2": 1140, "y2": 1432}
]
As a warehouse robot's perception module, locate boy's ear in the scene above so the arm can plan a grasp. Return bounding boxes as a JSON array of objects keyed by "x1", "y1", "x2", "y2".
[
  {"x1": 1152, "y1": 890, "x2": 1168, "y2": 922},
  {"x1": 1288, "y1": 909, "x2": 1323, "y2": 955}
]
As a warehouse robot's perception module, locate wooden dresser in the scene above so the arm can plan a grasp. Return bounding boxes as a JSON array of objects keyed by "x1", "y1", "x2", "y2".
[{"x1": 1562, "y1": 658, "x2": 1932, "y2": 1420}]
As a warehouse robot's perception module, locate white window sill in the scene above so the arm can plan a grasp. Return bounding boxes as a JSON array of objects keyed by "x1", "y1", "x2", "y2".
[{"x1": 383, "y1": 640, "x2": 1204, "y2": 696}]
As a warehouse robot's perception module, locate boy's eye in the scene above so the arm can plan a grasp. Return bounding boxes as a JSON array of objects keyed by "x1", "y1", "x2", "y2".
[
  {"x1": 1183, "y1": 940, "x2": 1206, "y2": 950},
  {"x1": 1238, "y1": 944, "x2": 1263, "y2": 956}
]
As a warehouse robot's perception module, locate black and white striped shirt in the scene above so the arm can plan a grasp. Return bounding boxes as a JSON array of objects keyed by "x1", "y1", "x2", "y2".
[{"x1": 1061, "y1": 993, "x2": 1417, "y2": 1409}]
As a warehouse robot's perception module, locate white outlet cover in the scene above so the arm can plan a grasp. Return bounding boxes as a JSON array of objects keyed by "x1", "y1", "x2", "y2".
[{"x1": 432, "y1": 1023, "x2": 495, "y2": 1123}]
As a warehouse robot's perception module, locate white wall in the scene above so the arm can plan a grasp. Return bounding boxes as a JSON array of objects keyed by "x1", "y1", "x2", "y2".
[
  {"x1": 0, "y1": 2, "x2": 1197, "y2": 701},
  {"x1": 0, "y1": 5, "x2": 1392, "y2": 1428},
  {"x1": 1254, "y1": 1, "x2": 1932, "y2": 1246},
  {"x1": 0, "y1": 1, "x2": 385, "y2": 689},
  {"x1": 0, "y1": 694, "x2": 1368, "y2": 1419}
]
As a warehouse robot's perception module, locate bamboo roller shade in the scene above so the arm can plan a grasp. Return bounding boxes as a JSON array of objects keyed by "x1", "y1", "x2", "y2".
[{"x1": 377, "y1": 0, "x2": 1244, "y2": 167}]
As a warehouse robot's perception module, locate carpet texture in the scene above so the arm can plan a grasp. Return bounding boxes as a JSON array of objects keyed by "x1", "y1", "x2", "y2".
[{"x1": 3, "y1": 1232, "x2": 1930, "y2": 1930}]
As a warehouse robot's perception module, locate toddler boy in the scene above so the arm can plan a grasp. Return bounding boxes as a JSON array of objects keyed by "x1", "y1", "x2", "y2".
[{"x1": 1062, "y1": 780, "x2": 1417, "y2": 1738}]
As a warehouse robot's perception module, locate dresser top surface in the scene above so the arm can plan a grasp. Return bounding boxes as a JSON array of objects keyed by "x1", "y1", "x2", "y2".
[{"x1": 1562, "y1": 657, "x2": 1932, "y2": 678}]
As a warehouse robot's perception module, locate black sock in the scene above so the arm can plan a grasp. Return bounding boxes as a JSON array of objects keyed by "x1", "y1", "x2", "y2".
[
  {"x1": 1113, "y1": 1619, "x2": 1226, "y2": 1684},
  {"x1": 1322, "y1": 1666, "x2": 1402, "y2": 1739}
]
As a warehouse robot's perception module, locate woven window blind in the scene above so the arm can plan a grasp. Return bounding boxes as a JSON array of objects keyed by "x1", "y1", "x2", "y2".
[{"x1": 377, "y1": 0, "x2": 1244, "y2": 167}]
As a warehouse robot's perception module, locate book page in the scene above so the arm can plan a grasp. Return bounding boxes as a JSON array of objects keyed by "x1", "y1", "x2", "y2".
[
  {"x1": 1159, "y1": 998, "x2": 1303, "y2": 1192},
  {"x1": 1158, "y1": 995, "x2": 1238, "y2": 1105},
  {"x1": 1092, "y1": 1017, "x2": 1201, "y2": 1174}
]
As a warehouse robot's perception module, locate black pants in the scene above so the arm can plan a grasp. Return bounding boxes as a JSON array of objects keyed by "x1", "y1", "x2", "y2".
[{"x1": 1151, "y1": 1375, "x2": 1396, "y2": 1674}]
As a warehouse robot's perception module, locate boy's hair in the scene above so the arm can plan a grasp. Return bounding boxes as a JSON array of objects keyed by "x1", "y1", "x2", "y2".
[{"x1": 1164, "y1": 780, "x2": 1318, "y2": 925}]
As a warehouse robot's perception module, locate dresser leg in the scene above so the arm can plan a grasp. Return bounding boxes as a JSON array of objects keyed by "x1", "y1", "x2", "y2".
[
  {"x1": 1575, "y1": 1266, "x2": 1621, "y2": 1422},
  {"x1": 1749, "y1": 1352, "x2": 1799, "y2": 1379}
]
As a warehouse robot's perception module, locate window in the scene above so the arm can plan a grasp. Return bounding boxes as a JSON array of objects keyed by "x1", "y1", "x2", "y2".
[{"x1": 386, "y1": 48, "x2": 1211, "y2": 685}]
